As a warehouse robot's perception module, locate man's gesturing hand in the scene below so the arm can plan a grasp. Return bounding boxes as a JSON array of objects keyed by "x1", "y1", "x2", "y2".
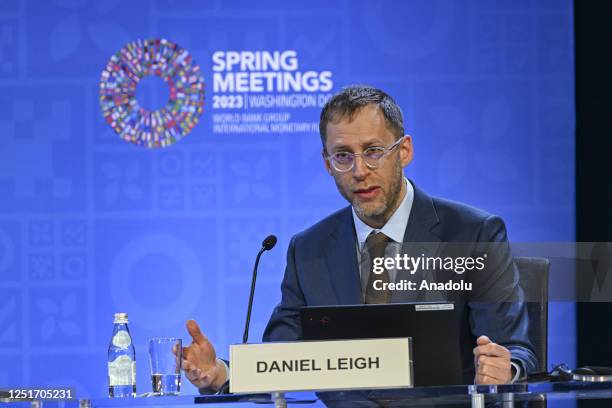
[
  {"x1": 182, "y1": 319, "x2": 227, "y2": 391},
  {"x1": 473, "y1": 335, "x2": 512, "y2": 384}
]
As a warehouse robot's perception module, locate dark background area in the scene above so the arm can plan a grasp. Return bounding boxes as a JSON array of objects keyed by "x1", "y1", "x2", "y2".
[{"x1": 576, "y1": 0, "x2": 612, "y2": 368}]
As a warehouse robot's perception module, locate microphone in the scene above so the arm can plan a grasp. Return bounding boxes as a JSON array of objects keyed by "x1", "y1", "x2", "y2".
[
  {"x1": 243, "y1": 234, "x2": 277, "y2": 344},
  {"x1": 262, "y1": 234, "x2": 277, "y2": 251}
]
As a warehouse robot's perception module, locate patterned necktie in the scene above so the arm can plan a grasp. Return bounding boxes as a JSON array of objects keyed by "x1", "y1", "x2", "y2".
[{"x1": 364, "y1": 232, "x2": 391, "y2": 304}]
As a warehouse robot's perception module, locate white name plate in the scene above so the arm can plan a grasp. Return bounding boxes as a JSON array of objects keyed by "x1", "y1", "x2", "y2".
[{"x1": 229, "y1": 338, "x2": 412, "y2": 394}]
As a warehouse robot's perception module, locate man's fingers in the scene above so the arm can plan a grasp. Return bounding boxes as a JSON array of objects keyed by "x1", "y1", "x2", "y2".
[
  {"x1": 473, "y1": 342, "x2": 510, "y2": 358},
  {"x1": 182, "y1": 359, "x2": 195, "y2": 371},
  {"x1": 477, "y1": 357, "x2": 509, "y2": 374},
  {"x1": 475, "y1": 350, "x2": 512, "y2": 385},
  {"x1": 183, "y1": 363, "x2": 209, "y2": 386},
  {"x1": 475, "y1": 373, "x2": 500, "y2": 384},
  {"x1": 183, "y1": 359, "x2": 209, "y2": 376},
  {"x1": 183, "y1": 345, "x2": 198, "y2": 361},
  {"x1": 186, "y1": 319, "x2": 208, "y2": 345},
  {"x1": 475, "y1": 366, "x2": 508, "y2": 384},
  {"x1": 476, "y1": 355, "x2": 509, "y2": 371}
]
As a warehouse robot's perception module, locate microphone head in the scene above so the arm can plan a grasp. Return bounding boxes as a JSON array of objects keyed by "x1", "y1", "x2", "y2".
[{"x1": 262, "y1": 234, "x2": 277, "y2": 250}]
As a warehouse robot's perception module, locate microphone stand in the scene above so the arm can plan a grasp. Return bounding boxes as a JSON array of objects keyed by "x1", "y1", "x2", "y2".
[
  {"x1": 243, "y1": 245, "x2": 266, "y2": 344},
  {"x1": 241, "y1": 235, "x2": 280, "y2": 404}
]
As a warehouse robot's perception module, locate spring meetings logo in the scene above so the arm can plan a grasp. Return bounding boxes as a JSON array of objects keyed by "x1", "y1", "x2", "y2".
[
  {"x1": 210, "y1": 50, "x2": 335, "y2": 135},
  {"x1": 100, "y1": 41, "x2": 334, "y2": 147}
]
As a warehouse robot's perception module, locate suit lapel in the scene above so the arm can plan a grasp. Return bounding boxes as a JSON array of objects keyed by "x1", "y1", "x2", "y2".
[
  {"x1": 393, "y1": 182, "x2": 444, "y2": 302},
  {"x1": 325, "y1": 207, "x2": 363, "y2": 304},
  {"x1": 403, "y1": 182, "x2": 441, "y2": 245}
]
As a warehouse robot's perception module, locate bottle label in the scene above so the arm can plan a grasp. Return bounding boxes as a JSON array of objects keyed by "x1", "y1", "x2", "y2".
[
  {"x1": 108, "y1": 355, "x2": 136, "y2": 386},
  {"x1": 112, "y1": 331, "x2": 131, "y2": 349}
]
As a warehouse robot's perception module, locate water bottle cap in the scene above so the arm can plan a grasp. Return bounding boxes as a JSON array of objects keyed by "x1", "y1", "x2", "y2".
[{"x1": 113, "y1": 312, "x2": 128, "y2": 323}]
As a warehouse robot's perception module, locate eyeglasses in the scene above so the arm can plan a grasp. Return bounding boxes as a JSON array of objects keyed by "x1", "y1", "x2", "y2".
[{"x1": 325, "y1": 137, "x2": 403, "y2": 172}]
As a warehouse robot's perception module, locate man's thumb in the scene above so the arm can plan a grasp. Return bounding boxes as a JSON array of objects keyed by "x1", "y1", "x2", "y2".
[
  {"x1": 476, "y1": 335, "x2": 491, "y2": 346},
  {"x1": 186, "y1": 319, "x2": 208, "y2": 345}
]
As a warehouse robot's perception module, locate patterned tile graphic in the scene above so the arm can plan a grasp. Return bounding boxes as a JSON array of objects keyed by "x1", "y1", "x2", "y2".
[
  {"x1": 25, "y1": 1, "x2": 140, "y2": 78},
  {"x1": 348, "y1": 1, "x2": 469, "y2": 75},
  {"x1": 223, "y1": 150, "x2": 282, "y2": 210},
  {"x1": 92, "y1": 218, "x2": 218, "y2": 345},
  {"x1": 413, "y1": 80, "x2": 538, "y2": 209},
  {"x1": 29, "y1": 289, "x2": 87, "y2": 346},
  {"x1": 93, "y1": 153, "x2": 152, "y2": 211},
  {"x1": 473, "y1": 12, "x2": 536, "y2": 75},
  {"x1": 0, "y1": 19, "x2": 19, "y2": 78},
  {"x1": 0, "y1": 355, "x2": 22, "y2": 388},
  {"x1": 2, "y1": 0, "x2": 575, "y2": 397},
  {"x1": 0, "y1": 291, "x2": 21, "y2": 347},
  {"x1": 61, "y1": 220, "x2": 87, "y2": 247},
  {"x1": 226, "y1": 218, "x2": 283, "y2": 280},
  {"x1": 0, "y1": 88, "x2": 85, "y2": 211},
  {"x1": 28, "y1": 253, "x2": 55, "y2": 281},
  {"x1": 0, "y1": 222, "x2": 21, "y2": 281}
]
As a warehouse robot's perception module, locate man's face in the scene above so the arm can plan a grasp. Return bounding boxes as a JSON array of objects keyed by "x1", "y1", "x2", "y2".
[{"x1": 323, "y1": 104, "x2": 413, "y2": 228}]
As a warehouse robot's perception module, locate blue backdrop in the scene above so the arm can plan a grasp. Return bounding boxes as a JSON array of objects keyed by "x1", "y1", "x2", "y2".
[{"x1": 0, "y1": 0, "x2": 574, "y2": 397}]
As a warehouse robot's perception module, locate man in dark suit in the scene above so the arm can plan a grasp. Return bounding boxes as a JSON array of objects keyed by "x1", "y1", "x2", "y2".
[{"x1": 181, "y1": 85, "x2": 537, "y2": 390}]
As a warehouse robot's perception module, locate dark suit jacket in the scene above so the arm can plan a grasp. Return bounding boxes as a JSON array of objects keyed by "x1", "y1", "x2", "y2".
[{"x1": 263, "y1": 182, "x2": 537, "y2": 383}]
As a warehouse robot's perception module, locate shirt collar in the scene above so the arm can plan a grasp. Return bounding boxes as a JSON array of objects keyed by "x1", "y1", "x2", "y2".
[{"x1": 352, "y1": 178, "x2": 414, "y2": 249}]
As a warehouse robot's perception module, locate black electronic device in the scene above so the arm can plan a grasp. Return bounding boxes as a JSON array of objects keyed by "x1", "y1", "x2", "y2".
[{"x1": 300, "y1": 302, "x2": 463, "y2": 386}]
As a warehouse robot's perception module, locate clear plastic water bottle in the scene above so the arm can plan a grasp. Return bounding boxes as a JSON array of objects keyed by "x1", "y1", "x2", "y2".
[{"x1": 108, "y1": 312, "x2": 136, "y2": 398}]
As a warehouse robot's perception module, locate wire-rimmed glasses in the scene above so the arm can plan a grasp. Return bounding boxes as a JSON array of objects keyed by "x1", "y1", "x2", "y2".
[{"x1": 325, "y1": 137, "x2": 404, "y2": 172}]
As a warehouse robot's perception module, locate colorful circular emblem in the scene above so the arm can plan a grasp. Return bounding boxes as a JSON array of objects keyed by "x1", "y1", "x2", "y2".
[{"x1": 99, "y1": 38, "x2": 204, "y2": 148}]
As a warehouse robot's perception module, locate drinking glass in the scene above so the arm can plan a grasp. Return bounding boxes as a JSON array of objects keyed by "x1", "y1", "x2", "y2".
[{"x1": 148, "y1": 338, "x2": 182, "y2": 396}]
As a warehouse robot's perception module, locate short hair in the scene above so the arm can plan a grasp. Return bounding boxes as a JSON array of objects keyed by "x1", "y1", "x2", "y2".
[{"x1": 319, "y1": 85, "x2": 405, "y2": 146}]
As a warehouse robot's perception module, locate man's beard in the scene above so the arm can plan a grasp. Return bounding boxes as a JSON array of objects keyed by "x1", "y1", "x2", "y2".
[{"x1": 337, "y1": 163, "x2": 404, "y2": 223}]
